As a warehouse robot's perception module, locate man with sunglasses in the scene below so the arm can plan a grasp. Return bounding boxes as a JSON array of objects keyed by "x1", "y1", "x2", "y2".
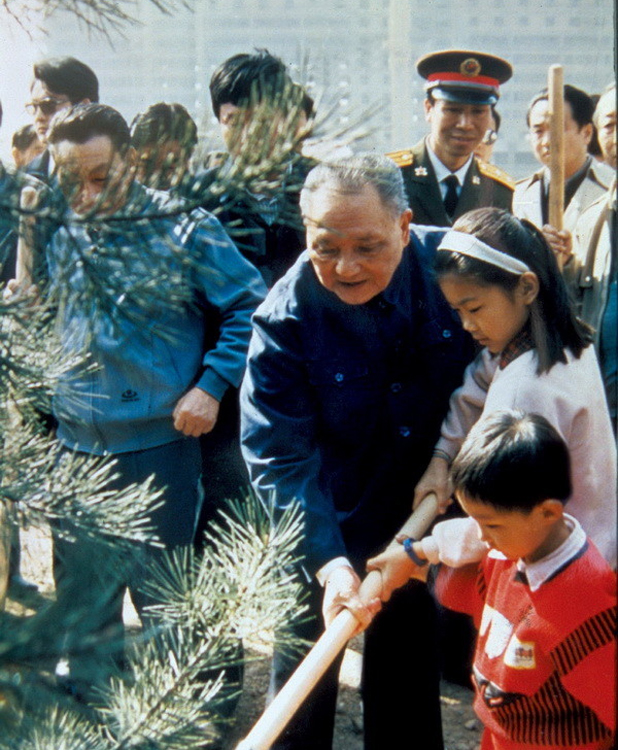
[{"x1": 25, "y1": 56, "x2": 99, "y2": 184}]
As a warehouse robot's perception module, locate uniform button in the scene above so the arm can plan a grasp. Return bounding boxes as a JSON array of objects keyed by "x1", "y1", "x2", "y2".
[
  {"x1": 442, "y1": 329, "x2": 452, "y2": 339},
  {"x1": 391, "y1": 382, "x2": 402, "y2": 393},
  {"x1": 399, "y1": 425, "x2": 411, "y2": 438},
  {"x1": 334, "y1": 372, "x2": 344, "y2": 383}
]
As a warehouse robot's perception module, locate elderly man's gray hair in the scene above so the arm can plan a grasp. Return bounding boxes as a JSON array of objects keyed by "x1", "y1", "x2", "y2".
[
  {"x1": 593, "y1": 82, "x2": 616, "y2": 126},
  {"x1": 300, "y1": 154, "x2": 409, "y2": 217}
]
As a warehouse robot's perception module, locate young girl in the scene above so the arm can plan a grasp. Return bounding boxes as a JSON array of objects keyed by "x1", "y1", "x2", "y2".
[{"x1": 414, "y1": 207, "x2": 616, "y2": 566}]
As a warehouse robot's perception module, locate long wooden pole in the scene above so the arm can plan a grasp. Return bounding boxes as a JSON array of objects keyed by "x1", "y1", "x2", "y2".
[
  {"x1": 16, "y1": 186, "x2": 38, "y2": 285},
  {"x1": 236, "y1": 493, "x2": 439, "y2": 750},
  {"x1": 547, "y1": 65, "x2": 565, "y2": 237}
]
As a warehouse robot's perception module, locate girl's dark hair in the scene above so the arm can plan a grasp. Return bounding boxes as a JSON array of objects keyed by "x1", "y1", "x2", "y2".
[
  {"x1": 434, "y1": 207, "x2": 592, "y2": 373},
  {"x1": 451, "y1": 410, "x2": 572, "y2": 512}
]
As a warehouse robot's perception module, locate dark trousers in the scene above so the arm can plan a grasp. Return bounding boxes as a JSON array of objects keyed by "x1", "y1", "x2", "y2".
[
  {"x1": 270, "y1": 576, "x2": 444, "y2": 750},
  {"x1": 52, "y1": 438, "x2": 203, "y2": 692}
]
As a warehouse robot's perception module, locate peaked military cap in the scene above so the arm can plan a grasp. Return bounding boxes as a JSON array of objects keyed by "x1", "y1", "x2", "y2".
[{"x1": 417, "y1": 49, "x2": 513, "y2": 105}]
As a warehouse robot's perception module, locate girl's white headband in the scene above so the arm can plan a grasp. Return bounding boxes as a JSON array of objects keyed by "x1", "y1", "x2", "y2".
[{"x1": 437, "y1": 230, "x2": 531, "y2": 275}]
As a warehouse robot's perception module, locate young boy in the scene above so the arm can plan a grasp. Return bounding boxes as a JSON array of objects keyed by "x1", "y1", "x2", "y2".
[{"x1": 368, "y1": 409, "x2": 616, "y2": 750}]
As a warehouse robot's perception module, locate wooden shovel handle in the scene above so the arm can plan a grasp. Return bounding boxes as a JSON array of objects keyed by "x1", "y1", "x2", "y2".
[{"x1": 236, "y1": 493, "x2": 439, "y2": 750}]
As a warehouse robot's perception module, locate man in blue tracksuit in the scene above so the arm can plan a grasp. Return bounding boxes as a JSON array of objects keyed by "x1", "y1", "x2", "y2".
[
  {"x1": 45, "y1": 103, "x2": 266, "y2": 693},
  {"x1": 241, "y1": 155, "x2": 474, "y2": 750}
]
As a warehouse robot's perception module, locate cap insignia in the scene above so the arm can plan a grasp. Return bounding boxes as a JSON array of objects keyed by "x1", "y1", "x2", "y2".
[{"x1": 460, "y1": 58, "x2": 482, "y2": 77}]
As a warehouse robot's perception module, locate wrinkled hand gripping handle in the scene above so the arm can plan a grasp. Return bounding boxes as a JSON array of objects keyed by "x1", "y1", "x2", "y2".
[{"x1": 236, "y1": 493, "x2": 439, "y2": 750}]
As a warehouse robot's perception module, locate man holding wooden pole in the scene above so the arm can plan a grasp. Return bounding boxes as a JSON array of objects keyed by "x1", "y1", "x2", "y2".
[
  {"x1": 240, "y1": 154, "x2": 474, "y2": 750},
  {"x1": 514, "y1": 79, "x2": 614, "y2": 264}
]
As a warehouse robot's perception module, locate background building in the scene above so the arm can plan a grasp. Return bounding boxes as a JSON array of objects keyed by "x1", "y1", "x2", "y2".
[{"x1": 0, "y1": 0, "x2": 614, "y2": 178}]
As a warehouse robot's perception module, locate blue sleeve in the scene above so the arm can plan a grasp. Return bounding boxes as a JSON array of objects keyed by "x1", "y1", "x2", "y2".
[
  {"x1": 240, "y1": 304, "x2": 347, "y2": 575},
  {"x1": 189, "y1": 213, "x2": 268, "y2": 400}
]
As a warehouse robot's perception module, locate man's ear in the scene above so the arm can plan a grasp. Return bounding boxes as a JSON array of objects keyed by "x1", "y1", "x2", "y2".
[
  {"x1": 124, "y1": 146, "x2": 137, "y2": 172},
  {"x1": 399, "y1": 208, "x2": 413, "y2": 244},
  {"x1": 423, "y1": 98, "x2": 433, "y2": 123},
  {"x1": 580, "y1": 122, "x2": 593, "y2": 146}
]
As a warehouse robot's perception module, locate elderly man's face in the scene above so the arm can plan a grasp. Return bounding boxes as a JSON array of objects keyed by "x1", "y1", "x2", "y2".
[
  {"x1": 304, "y1": 184, "x2": 412, "y2": 305},
  {"x1": 53, "y1": 135, "x2": 135, "y2": 217},
  {"x1": 595, "y1": 92, "x2": 617, "y2": 169}
]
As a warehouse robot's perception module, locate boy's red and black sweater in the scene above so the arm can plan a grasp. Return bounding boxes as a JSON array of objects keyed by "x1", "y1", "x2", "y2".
[{"x1": 436, "y1": 529, "x2": 616, "y2": 750}]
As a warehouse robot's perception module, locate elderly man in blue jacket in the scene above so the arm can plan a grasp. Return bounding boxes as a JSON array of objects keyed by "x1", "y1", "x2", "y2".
[
  {"x1": 241, "y1": 154, "x2": 474, "y2": 750},
  {"x1": 44, "y1": 103, "x2": 266, "y2": 694}
]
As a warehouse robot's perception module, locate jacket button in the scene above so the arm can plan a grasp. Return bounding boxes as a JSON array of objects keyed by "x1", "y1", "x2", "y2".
[
  {"x1": 334, "y1": 372, "x2": 344, "y2": 383},
  {"x1": 391, "y1": 382, "x2": 402, "y2": 393},
  {"x1": 399, "y1": 425, "x2": 411, "y2": 438},
  {"x1": 442, "y1": 329, "x2": 452, "y2": 339}
]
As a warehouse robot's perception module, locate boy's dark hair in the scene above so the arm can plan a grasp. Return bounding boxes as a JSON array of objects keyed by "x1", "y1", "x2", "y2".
[
  {"x1": 48, "y1": 103, "x2": 131, "y2": 153},
  {"x1": 12, "y1": 124, "x2": 39, "y2": 152},
  {"x1": 33, "y1": 57, "x2": 99, "y2": 104},
  {"x1": 451, "y1": 410, "x2": 572, "y2": 512},
  {"x1": 209, "y1": 48, "x2": 313, "y2": 120},
  {"x1": 526, "y1": 83, "x2": 594, "y2": 129},
  {"x1": 434, "y1": 207, "x2": 592, "y2": 373},
  {"x1": 130, "y1": 102, "x2": 198, "y2": 152}
]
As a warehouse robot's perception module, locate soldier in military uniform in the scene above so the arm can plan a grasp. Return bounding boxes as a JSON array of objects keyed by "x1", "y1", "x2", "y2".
[{"x1": 388, "y1": 49, "x2": 515, "y2": 227}]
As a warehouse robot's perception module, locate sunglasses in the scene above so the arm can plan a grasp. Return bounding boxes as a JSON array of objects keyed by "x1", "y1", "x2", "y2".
[{"x1": 25, "y1": 97, "x2": 70, "y2": 116}]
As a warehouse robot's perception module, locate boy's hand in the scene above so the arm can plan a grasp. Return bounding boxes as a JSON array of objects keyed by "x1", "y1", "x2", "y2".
[
  {"x1": 322, "y1": 565, "x2": 381, "y2": 632},
  {"x1": 413, "y1": 456, "x2": 452, "y2": 513},
  {"x1": 366, "y1": 543, "x2": 428, "y2": 602}
]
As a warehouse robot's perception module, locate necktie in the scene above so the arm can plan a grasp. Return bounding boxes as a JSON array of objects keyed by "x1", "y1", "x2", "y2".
[{"x1": 443, "y1": 174, "x2": 459, "y2": 218}]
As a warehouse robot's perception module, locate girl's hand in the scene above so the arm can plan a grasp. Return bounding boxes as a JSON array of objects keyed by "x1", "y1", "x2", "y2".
[{"x1": 413, "y1": 456, "x2": 452, "y2": 513}]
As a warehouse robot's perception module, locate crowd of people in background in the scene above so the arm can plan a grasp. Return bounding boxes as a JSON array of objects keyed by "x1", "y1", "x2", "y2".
[{"x1": 0, "y1": 45, "x2": 615, "y2": 750}]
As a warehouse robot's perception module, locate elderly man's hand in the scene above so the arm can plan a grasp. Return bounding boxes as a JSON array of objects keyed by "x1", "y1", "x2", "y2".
[
  {"x1": 173, "y1": 387, "x2": 220, "y2": 437},
  {"x1": 322, "y1": 565, "x2": 381, "y2": 632},
  {"x1": 542, "y1": 224, "x2": 573, "y2": 266}
]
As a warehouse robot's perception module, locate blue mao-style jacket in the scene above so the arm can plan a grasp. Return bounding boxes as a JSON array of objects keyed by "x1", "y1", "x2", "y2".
[
  {"x1": 48, "y1": 182, "x2": 267, "y2": 455},
  {"x1": 240, "y1": 225, "x2": 474, "y2": 576}
]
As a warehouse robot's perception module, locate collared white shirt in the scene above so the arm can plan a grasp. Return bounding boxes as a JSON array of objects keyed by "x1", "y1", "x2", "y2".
[
  {"x1": 516, "y1": 513, "x2": 586, "y2": 592},
  {"x1": 426, "y1": 141, "x2": 474, "y2": 201}
]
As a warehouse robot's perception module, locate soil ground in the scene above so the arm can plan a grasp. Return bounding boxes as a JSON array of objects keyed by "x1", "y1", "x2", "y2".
[{"x1": 10, "y1": 525, "x2": 482, "y2": 750}]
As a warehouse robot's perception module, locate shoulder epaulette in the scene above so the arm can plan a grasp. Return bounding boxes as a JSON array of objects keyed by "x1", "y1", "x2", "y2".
[
  {"x1": 476, "y1": 160, "x2": 516, "y2": 190},
  {"x1": 386, "y1": 148, "x2": 414, "y2": 168}
]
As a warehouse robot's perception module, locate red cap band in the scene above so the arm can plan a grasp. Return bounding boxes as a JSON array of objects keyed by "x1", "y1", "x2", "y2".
[{"x1": 427, "y1": 72, "x2": 500, "y2": 87}]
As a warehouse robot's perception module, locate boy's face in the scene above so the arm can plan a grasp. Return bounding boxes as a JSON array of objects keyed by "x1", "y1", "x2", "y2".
[
  {"x1": 53, "y1": 134, "x2": 135, "y2": 217},
  {"x1": 458, "y1": 494, "x2": 562, "y2": 564}
]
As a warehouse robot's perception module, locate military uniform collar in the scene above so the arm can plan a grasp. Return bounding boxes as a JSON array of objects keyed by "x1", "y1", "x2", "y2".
[{"x1": 425, "y1": 139, "x2": 473, "y2": 185}]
